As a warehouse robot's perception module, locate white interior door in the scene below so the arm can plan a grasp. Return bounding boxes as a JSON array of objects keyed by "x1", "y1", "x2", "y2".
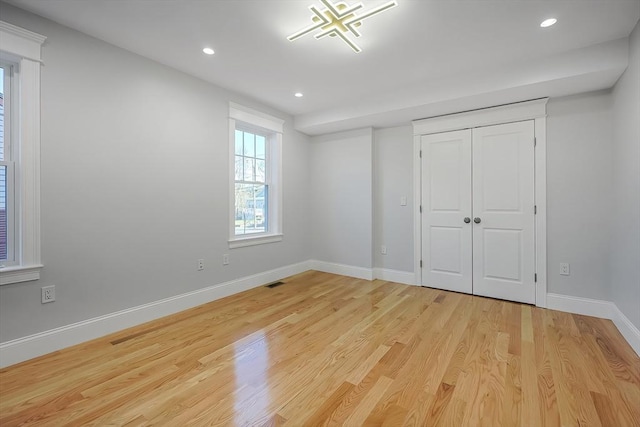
[
  {"x1": 471, "y1": 121, "x2": 536, "y2": 304},
  {"x1": 421, "y1": 130, "x2": 473, "y2": 294}
]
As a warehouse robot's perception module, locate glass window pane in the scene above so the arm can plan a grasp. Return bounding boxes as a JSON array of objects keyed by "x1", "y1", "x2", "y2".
[
  {"x1": 256, "y1": 159, "x2": 266, "y2": 182},
  {"x1": 244, "y1": 158, "x2": 254, "y2": 182},
  {"x1": 243, "y1": 132, "x2": 255, "y2": 157},
  {"x1": 234, "y1": 130, "x2": 243, "y2": 155},
  {"x1": 255, "y1": 135, "x2": 266, "y2": 160},
  {"x1": 235, "y1": 156, "x2": 243, "y2": 181},
  {"x1": 0, "y1": 165, "x2": 6, "y2": 260},
  {"x1": 0, "y1": 67, "x2": 4, "y2": 162},
  {"x1": 234, "y1": 183, "x2": 248, "y2": 235},
  {"x1": 234, "y1": 183, "x2": 267, "y2": 235}
]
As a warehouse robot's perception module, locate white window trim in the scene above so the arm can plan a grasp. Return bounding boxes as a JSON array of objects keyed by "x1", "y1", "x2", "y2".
[
  {"x1": 0, "y1": 21, "x2": 45, "y2": 285},
  {"x1": 228, "y1": 102, "x2": 284, "y2": 248}
]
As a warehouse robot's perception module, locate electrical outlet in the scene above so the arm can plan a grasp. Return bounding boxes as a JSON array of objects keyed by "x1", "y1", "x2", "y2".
[
  {"x1": 197, "y1": 259, "x2": 204, "y2": 271},
  {"x1": 560, "y1": 263, "x2": 570, "y2": 276},
  {"x1": 41, "y1": 286, "x2": 55, "y2": 303},
  {"x1": 381, "y1": 245, "x2": 387, "y2": 255},
  {"x1": 223, "y1": 254, "x2": 229, "y2": 265}
]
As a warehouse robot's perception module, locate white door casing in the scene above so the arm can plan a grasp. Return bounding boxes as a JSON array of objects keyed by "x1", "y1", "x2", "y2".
[
  {"x1": 471, "y1": 121, "x2": 536, "y2": 304},
  {"x1": 412, "y1": 98, "x2": 548, "y2": 307},
  {"x1": 421, "y1": 130, "x2": 473, "y2": 294}
]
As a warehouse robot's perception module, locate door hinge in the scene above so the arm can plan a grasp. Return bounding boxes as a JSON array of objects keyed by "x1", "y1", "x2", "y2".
[
  {"x1": 535, "y1": 273, "x2": 537, "y2": 282},
  {"x1": 420, "y1": 260, "x2": 423, "y2": 268},
  {"x1": 420, "y1": 205, "x2": 422, "y2": 213},
  {"x1": 419, "y1": 150, "x2": 422, "y2": 158},
  {"x1": 534, "y1": 205, "x2": 537, "y2": 215},
  {"x1": 534, "y1": 137, "x2": 537, "y2": 147}
]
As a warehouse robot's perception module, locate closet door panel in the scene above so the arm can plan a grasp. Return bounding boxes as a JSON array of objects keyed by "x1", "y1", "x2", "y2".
[
  {"x1": 472, "y1": 121, "x2": 535, "y2": 304},
  {"x1": 421, "y1": 130, "x2": 472, "y2": 294}
]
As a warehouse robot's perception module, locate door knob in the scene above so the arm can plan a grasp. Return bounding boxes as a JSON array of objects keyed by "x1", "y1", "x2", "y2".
[
  {"x1": 474, "y1": 217, "x2": 481, "y2": 224},
  {"x1": 464, "y1": 217, "x2": 471, "y2": 223}
]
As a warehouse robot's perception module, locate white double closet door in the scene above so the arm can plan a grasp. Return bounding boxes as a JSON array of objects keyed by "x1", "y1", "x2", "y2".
[{"x1": 421, "y1": 120, "x2": 536, "y2": 304}]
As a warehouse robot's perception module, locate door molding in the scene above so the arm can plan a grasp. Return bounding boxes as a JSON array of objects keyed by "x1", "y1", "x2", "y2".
[{"x1": 412, "y1": 98, "x2": 548, "y2": 307}]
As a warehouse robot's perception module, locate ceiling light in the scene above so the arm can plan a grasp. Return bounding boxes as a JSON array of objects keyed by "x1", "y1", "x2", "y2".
[
  {"x1": 540, "y1": 18, "x2": 557, "y2": 28},
  {"x1": 202, "y1": 47, "x2": 215, "y2": 55},
  {"x1": 295, "y1": 92, "x2": 304, "y2": 97},
  {"x1": 288, "y1": 0, "x2": 398, "y2": 53}
]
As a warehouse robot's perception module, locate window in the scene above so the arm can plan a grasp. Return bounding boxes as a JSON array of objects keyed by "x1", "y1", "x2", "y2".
[
  {"x1": 229, "y1": 103, "x2": 283, "y2": 248},
  {"x1": 0, "y1": 21, "x2": 45, "y2": 285},
  {"x1": 0, "y1": 63, "x2": 14, "y2": 264},
  {"x1": 234, "y1": 128, "x2": 268, "y2": 235}
]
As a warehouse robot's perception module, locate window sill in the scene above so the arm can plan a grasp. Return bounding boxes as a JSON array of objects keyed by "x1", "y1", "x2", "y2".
[
  {"x1": 229, "y1": 234, "x2": 283, "y2": 249},
  {"x1": 0, "y1": 264, "x2": 44, "y2": 285}
]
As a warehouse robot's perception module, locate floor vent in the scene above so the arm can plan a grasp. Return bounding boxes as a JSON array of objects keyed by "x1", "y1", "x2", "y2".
[{"x1": 266, "y1": 281, "x2": 285, "y2": 288}]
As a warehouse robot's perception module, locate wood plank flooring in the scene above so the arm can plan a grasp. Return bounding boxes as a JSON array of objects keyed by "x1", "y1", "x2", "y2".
[{"x1": 0, "y1": 271, "x2": 638, "y2": 426}]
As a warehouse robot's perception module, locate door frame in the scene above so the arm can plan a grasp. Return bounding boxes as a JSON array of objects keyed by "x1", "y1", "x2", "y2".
[{"x1": 412, "y1": 98, "x2": 548, "y2": 307}]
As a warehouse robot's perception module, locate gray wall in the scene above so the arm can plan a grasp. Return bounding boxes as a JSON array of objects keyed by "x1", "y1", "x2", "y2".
[
  {"x1": 373, "y1": 126, "x2": 414, "y2": 272},
  {"x1": 0, "y1": 4, "x2": 311, "y2": 342},
  {"x1": 309, "y1": 128, "x2": 373, "y2": 268},
  {"x1": 370, "y1": 92, "x2": 621, "y2": 305},
  {"x1": 612, "y1": 21, "x2": 640, "y2": 330},
  {"x1": 546, "y1": 91, "x2": 614, "y2": 300},
  {"x1": 1, "y1": 3, "x2": 637, "y2": 346}
]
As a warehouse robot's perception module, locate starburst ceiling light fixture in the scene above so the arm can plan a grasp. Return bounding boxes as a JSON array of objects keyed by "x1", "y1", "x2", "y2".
[{"x1": 288, "y1": 0, "x2": 398, "y2": 53}]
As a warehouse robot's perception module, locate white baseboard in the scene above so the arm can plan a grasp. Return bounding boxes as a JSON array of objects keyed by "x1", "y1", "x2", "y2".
[
  {"x1": 308, "y1": 260, "x2": 374, "y2": 281},
  {"x1": 373, "y1": 268, "x2": 416, "y2": 286},
  {"x1": 0, "y1": 261, "x2": 312, "y2": 368},
  {"x1": 611, "y1": 305, "x2": 640, "y2": 357},
  {"x1": 547, "y1": 293, "x2": 640, "y2": 356},
  {"x1": 4, "y1": 265, "x2": 637, "y2": 368}
]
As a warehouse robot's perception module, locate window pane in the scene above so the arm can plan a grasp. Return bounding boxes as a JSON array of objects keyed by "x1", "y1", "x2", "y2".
[
  {"x1": 0, "y1": 165, "x2": 6, "y2": 260},
  {"x1": 255, "y1": 135, "x2": 266, "y2": 160},
  {"x1": 235, "y1": 183, "x2": 267, "y2": 235},
  {"x1": 243, "y1": 132, "x2": 255, "y2": 157},
  {"x1": 0, "y1": 67, "x2": 4, "y2": 161},
  {"x1": 235, "y1": 156, "x2": 243, "y2": 181},
  {"x1": 256, "y1": 159, "x2": 266, "y2": 182},
  {"x1": 243, "y1": 158, "x2": 254, "y2": 182},
  {"x1": 234, "y1": 130, "x2": 243, "y2": 155}
]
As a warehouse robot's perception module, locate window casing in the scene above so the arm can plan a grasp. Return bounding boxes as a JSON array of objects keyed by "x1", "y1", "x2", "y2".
[
  {"x1": 229, "y1": 103, "x2": 283, "y2": 248},
  {"x1": 0, "y1": 62, "x2": 16, "y2": 265},
  {"x1": 0, "y1": 21, "x2": 45, "y2": 285}
]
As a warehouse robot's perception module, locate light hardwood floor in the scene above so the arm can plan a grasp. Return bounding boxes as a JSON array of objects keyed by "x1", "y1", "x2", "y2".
[{"x1": 0, "y1": 271, "x2": 638, "y2": 426}]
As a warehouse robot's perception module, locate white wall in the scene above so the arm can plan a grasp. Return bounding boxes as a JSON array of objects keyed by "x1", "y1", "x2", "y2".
[
  {"x1": 373, "y1": 126, "x2": 414, "y2": 272},
  {"x1": 546, "y1": 91, "x2": 614, "y2": 301},
  {"x1": 309, "y1": 128, "x2": 373, "y2": 269},
  {"x1": 0, "y1": 3, "x2": 311, "y2": 343},
  {"x1": 612, "y1": 21, "x2": 640, "y2": 330}
]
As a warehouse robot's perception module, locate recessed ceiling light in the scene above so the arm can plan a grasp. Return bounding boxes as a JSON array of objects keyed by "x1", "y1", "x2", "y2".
[
  {"x1": 294, "y1": 92, "x2": 304, "y2": 98},
  {"x1": 540, "y1": 18, "x2": 557, "y2": 28},
  {"x1": 202, "y1": 47, "x2": 215, "y2": 55}
]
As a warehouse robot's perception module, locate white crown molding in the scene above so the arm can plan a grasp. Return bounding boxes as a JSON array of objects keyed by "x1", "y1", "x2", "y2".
[
  {"x1": 229, "y1": 102, "x2": 284, "y2": 133},
  {"x1": 0, "y1": 21, "x2": 46, "y2": 45},
  {"x1": 0, "y1": 20, "x2": 46, "y2": 63}
]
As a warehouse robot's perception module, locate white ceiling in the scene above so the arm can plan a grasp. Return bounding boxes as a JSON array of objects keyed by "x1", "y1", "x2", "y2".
[{"x1": 5, "y1": 0, "x2": 640, "y2": 135}]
